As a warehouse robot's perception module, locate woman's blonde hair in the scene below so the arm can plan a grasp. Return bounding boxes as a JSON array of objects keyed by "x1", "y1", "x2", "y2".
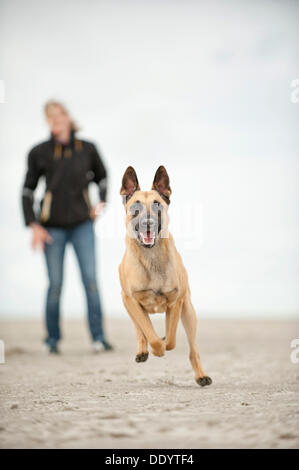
[{"x1": 44, "y1": 100, "x2": 79, "y2": 132}]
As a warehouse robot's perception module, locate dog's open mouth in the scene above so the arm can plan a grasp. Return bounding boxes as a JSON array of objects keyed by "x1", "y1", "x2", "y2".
[{"x1": 139, "y1": 230, "x2": 156, "y2": 247}]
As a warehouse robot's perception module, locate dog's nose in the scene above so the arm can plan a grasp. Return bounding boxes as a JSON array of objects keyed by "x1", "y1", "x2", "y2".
[{"x1": 140, "y1": 218, "x2": 155, "y2": 229}]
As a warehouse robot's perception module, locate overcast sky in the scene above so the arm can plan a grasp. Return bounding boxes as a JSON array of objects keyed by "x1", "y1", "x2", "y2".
[{"x1": 0, "y1": 0, "x2": 298, "y2": 319}]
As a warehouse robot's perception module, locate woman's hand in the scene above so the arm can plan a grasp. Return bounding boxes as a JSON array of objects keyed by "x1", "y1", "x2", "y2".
[
  {"x1": 90, "y1": 201, "x2": 105, "y2": 221},
  {"x1": 30, "y1": 222, "x2": 53, "y2": 250}
]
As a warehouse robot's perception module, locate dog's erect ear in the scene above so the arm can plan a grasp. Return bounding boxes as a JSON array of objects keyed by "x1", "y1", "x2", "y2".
[
  {"x1": 120, "y1": 166, "x2": 140, "y2": 202},
  {"x1": 152, "y1": 166, "x2": 171, "y2": 204}
]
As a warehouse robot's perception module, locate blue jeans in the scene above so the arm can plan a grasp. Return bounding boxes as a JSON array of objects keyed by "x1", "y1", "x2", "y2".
[{"x1": 44, "y1": 219, "x2": 105, "y2": 346}]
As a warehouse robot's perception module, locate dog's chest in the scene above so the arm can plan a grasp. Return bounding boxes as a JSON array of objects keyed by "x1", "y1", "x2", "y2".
[{"x1": 138, "y1": 255, "x2": 176, "y2": 292}]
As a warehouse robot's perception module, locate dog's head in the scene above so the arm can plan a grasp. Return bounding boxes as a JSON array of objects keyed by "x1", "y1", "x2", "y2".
[{"x1": 120, "y1": 166, "x2": 171, "y2": 248}]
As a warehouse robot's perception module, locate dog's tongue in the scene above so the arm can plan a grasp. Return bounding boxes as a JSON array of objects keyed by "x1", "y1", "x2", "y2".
[{"x1": 141, "y1": 231, "x2": 155, "y2": 244}]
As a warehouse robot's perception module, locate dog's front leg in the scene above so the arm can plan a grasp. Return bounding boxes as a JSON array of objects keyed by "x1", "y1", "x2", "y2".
[
  {"x1": 122, "y1": 292, "x2": 165, "y2": 357},
  {"x1": 165, "y1": 298, "x2": 183, "y2": 350},
  {"x1": 128, "y1": 312, "x2": 149, "y2": 363}
]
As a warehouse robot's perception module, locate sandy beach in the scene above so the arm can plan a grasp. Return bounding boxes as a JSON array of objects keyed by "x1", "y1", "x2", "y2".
[{"x1": 0, "y1": 316, "x2": 298, "y2": 449}]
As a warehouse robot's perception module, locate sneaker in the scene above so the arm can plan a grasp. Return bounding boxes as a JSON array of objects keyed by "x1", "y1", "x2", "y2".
[
  {"x1": 92, "y1": 341, "x2": 105, "y2": 353},
  {"x1": 102, "y1": 340, "x2": 114, "y2": 351},
  {"x1": 49, "y1": 344, "x2": 60, "y2": 354},
  {"x1": 44, "y1": 343, "x2": 60, "y2": 354},
  {"x1": 92, "y1": 340, "x2": 114, "y2": 353}
]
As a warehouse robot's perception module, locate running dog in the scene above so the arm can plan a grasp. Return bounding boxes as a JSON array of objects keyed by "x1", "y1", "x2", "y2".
[{"x1": 119, "y1": 166, "x2": 212, "y2": 386}]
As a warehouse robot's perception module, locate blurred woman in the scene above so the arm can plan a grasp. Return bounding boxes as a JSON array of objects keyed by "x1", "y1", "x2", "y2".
[{"x1": 22, "y1": 101, "x2": 113, "y2": 354}]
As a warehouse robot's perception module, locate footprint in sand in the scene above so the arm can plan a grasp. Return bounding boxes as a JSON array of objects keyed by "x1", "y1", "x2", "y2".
[
  {"x1": 279, "y1": 433, "x2": 297, "y2": 440},
  {"x1": 6, "y1": 347, "x2": 26, "y2": 356}
]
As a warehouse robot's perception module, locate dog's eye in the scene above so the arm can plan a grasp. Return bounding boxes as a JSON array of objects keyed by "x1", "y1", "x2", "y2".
[
  {"x1": 151, "y1": 201, "x2": 162, "y2": 212},
  {"x1": 129, "y1": 201, "x2": 143, "y2": 216}
]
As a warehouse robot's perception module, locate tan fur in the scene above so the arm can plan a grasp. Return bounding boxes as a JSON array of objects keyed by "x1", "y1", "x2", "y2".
[{"x1": 119, "y1": 176, "x2": 212, "y2": 386}]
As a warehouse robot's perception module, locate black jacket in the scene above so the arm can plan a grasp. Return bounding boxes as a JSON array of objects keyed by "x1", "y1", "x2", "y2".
[{"x1": 22, "y1": 132, "x2": 107, "y2": 228}]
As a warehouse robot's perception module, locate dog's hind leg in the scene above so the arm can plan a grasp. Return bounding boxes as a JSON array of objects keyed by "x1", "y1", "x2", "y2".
[
  {"x1": 122, "y1": 292, "x2": 165, "y2": 357},
  {"x1": 181, "y1": 296, "x2": 212, "y2": 387}
]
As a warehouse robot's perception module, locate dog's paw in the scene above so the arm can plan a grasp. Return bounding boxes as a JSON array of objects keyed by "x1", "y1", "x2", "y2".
[
  {"x1": 151, "y1": 339, "x2": 165, "y2": 357},
  {"x1": 151, "y1": 340, "x2": 165, "y2": 357},
  {"x1": 135, "y1": 352, "x2": 149, "y2": 363},
  {"x1": 196, "y1": 376, "x2": 212, "y2": 387},
  {"x1": 165, "y1": 340, "x2": 176, "y2": 351}
]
